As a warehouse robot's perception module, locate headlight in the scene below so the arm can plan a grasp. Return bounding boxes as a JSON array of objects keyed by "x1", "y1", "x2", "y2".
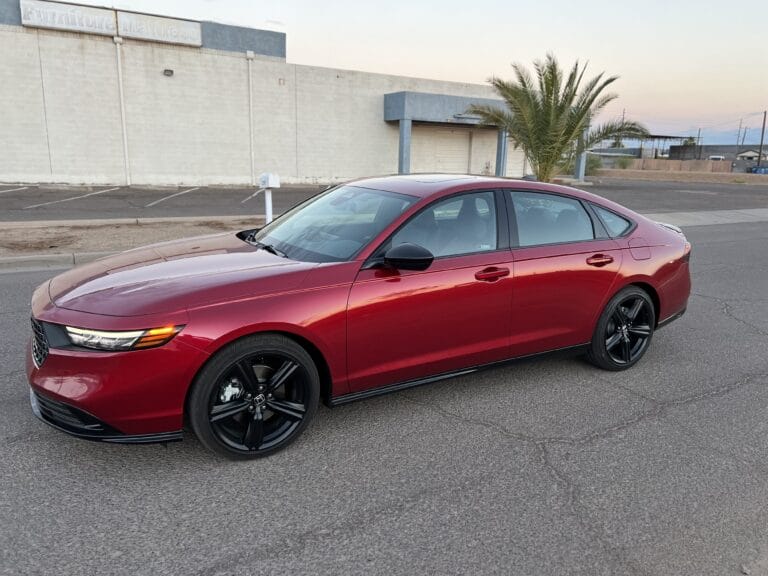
[{"x1": 65, "y1": 325, "x2": 183, "y2": 351}]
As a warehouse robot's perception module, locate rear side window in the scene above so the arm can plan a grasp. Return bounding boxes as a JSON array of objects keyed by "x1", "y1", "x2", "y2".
[
  {"x1": 592, "y1": 205, "x2": 632, "y2": 237},
  {"x1": 509, "y1": 191, "x2": 594, "y2": 247}
]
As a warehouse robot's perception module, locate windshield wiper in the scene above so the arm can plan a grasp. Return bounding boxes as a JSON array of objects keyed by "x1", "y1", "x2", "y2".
[{"x1": 254, "y1": 242, "x2": 287, "y2": 258}]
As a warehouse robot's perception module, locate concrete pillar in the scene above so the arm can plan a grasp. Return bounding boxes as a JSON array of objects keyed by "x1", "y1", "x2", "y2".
[
  {"x1": 495, "y1": 129, "x2": 508, "y2": 176},
  {"x1": 574, "y1": 150, "x2": 587, "y2": 181},
  {"x1": 398, "y1": 119, "x2": 412, "y2": 174},
  {"x1": 246, "y1": 50, "x2": 256, "y2": 186},
  {"x1": 573, "y1": 124, "x2": 590, "y2": 181}
]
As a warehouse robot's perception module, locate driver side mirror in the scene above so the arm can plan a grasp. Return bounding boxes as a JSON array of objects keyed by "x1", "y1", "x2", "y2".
[{"x1": 384, "y1": 243, "x2": 434, "y2": 271}]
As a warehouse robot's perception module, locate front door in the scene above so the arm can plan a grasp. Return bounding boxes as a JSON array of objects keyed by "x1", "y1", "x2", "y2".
[{"x1": 346, "y1": 190, "x2": 514, "y2": 393}]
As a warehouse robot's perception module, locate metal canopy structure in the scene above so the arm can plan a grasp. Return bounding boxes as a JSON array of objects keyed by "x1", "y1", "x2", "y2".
[{"x1": 384, "y1": 91, "x2": 509, "y2": 175}]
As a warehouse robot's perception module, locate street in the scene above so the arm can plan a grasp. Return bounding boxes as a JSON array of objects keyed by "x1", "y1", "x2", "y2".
[{"x1": 1, "y1": 219, "x2": 767, "y2": 575}]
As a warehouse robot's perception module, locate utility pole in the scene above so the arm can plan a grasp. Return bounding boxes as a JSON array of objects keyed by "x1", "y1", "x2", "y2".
[
  {"x1": 758, "y1": 110, "x2": 767, "y2": 168},
  {"x1": 741, "y1": 128, "x2": 748, "y2": 147},
  {"x1": 736, "y1": 118, "x2": 742, "y2": 151},
  {"x1": 696, "y1": 128, "x2": 702, "y2": 160}
]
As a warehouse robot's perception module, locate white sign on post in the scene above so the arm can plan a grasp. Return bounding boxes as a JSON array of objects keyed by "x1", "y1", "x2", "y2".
[
  {"x1": 117, "y1": 11, "x2": 202, "y2": 47},
  {"x1": 20, "y1": 0, "x2": 116, "y2": 36},
  {"x1": 258, "y1": 173, "x2": 280, "y2": 223}
]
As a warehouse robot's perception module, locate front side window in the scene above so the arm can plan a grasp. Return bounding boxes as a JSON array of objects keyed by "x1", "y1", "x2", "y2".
[
  {"x1": 510, "y1": 191, "x2": 594, "y2": 247},
  {"x1": 253, "y1": 186, "x2": 416, "y2": 262},
  {"x1": 383, "y1": 191, "x2": 498, "y2": 258}
]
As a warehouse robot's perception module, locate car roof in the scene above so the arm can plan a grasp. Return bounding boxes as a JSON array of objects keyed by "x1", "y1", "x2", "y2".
[{"x1": 346, "y1": 174, "x2": 627, "y2": 212}]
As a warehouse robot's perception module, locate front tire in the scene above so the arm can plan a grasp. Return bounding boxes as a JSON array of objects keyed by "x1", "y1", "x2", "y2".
[
  {"x1": 587, "y1": 286, "x2": 655, "y2": 371},
  {"x1": 188, "y1": 334, "x2": 319, "y2": 460}
]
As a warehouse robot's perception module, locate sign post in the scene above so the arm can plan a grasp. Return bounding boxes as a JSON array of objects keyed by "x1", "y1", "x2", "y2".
[{"x1": 259, "y1": 173, "x2": 280, "y2": 223}]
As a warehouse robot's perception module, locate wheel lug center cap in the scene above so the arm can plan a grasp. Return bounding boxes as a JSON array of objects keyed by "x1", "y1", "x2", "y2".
[{"x1": 253, "y1": 393, "x2": 266, "y2": 407}]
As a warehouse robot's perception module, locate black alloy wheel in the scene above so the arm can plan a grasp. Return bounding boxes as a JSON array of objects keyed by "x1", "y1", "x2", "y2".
[
  {"x1": 587, "y1": 286, "x2": 656, "y2": 371},
  {"x1": 189, "y1": 334, "x2": 319, "y2": 459}
]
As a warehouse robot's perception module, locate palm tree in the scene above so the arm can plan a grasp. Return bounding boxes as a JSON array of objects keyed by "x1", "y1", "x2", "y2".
[{"x1": 468, "y1": 54, "x2": 648, "y2": 182}]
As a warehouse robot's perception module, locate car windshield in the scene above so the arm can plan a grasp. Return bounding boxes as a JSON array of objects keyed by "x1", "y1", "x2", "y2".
[{"x1": 251, "y1": 185, "x2": 417, "y2": 263}]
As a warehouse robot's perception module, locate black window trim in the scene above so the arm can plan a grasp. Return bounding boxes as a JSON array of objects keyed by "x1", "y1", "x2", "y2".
[
  {"x1": 581, "y1": 201, "x2": 610, "y2": 239},
  {"x1": 504, "y1": 188, "x2": 612, "y2": 249},
  {"x1": 588, "y1": 202, "x2": 638, "y2": 239},
  {"x1": 363, "y1": 188, "x2": 510, "y2": 268}
]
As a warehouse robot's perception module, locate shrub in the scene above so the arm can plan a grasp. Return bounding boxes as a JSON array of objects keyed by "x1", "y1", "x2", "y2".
[
  {"x1": 615, "y1": 157, "x2": 633, "y2": 169},
  {"x1": 560, "y1": 154, "x2": 603, "y2": 177}
]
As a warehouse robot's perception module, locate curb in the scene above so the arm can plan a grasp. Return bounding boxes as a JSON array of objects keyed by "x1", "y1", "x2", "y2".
[
  {"x1": 1, "y1": 214, "x2": 265, "y2": 229},
  {"x1": 0, "y1": 215, "x2": 267, "y2": 272},
  {"x1": 551, "y1": 177, "x2": 594, "y2": 187},
  {"x1": 0, "y1": 251, "x2": 115, "y2": 272}
]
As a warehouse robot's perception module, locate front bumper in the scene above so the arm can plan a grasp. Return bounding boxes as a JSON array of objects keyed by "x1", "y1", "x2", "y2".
[
  {"x1": 30, "y1": 389, "x2": 182, "y2": 443},
  {"x1": 26, "y1": 326, "x2": 209, "y2": 438}
]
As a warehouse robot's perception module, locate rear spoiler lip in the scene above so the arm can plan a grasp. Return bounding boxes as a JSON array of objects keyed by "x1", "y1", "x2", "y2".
[{"x1": 655, "y1": 221, "x2": 684, "y2": 235}]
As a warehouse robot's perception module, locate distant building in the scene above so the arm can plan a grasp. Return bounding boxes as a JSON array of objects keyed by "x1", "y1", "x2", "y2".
[{"x1": 736, "y1": 149, "x2": 767, "y2": 161}]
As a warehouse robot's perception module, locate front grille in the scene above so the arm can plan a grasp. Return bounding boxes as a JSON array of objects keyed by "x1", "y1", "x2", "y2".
[
  {"x1": 31, "y1": 318, "x2": 49, "y2": 368},
  {"x1": 33, "y1": 391, "x2": 116, "y2": 435}
]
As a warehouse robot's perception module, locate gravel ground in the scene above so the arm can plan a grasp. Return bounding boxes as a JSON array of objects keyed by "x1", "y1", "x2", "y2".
[{"x1": 0, "y1": 219, "x2": 257, "y2": 256}]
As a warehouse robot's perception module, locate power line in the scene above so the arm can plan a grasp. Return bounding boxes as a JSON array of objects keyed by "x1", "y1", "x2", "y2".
[{"x1": 643, "y1": 111, "x2": 763, "y2": 130}]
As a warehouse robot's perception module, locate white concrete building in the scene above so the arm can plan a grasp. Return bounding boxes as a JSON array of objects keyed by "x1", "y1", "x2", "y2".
[{"x1": 0, "y1": 0, "x2": 526, "y2": 185}]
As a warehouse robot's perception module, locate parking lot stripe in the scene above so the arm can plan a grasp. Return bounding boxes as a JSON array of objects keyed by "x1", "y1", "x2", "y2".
[
  {"x1": 145, "y1": 187, "x2": 200, "y2": 208},
  {"x1": 0, "y1": 186, "x2": 29, "y2": 195},
  {"x1": 23, "y1": 187, "x2": 121, "y2": 209},
  {"x1": 241, "y1": 188, "x2": 264, "y2": 204}
]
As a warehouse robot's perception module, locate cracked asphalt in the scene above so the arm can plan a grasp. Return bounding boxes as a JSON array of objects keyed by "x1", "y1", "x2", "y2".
[{"x1": 1, "y1": 220, "x2": 767, "y2": 575}]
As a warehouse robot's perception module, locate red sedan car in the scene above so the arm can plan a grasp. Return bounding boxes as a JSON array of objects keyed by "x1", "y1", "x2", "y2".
[{"x1": 27, "y1": 175, "x2": 691, "y2": 459}]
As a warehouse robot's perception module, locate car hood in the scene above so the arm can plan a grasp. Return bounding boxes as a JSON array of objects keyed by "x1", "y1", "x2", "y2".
[{"x1": 49, "y1": 232, "x2": 317, "y2": 316}]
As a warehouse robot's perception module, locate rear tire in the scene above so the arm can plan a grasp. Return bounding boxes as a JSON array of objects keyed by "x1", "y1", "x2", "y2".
[
  {"x1": 188, "y1": 334, "x2": 319, "y2": 460},
  {"x1": 587, "y1": 286, "x2": 656, "y2": 371}
]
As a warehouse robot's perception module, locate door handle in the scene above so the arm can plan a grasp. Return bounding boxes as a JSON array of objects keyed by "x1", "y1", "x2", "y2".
[
  {"x1": 586, "y1": 254, "x2": 614, "y2": 267},
  {"x1": 475, "y1": 267, "x2": 510, "y2": 282}
]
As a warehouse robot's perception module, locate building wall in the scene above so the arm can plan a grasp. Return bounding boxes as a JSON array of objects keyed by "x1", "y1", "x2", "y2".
[
  {"x1": 40, "y1": 30, "x2": 125, "y2": 183},
  {"x1": 628, "y1": 158, "x2": 733, "y2": 173},
  {"x1": 0, "y1": 23, "x2": 509, "y2": 185},
  {"x1": 0, "y1": 24, "x2": 51, "y2": 182},
  {"x1": 121, "y1": 40, "x2": 252, "y2": 185}
]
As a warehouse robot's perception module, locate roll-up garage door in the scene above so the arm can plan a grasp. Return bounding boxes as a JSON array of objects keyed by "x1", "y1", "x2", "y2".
[
  {"x1": 506, "y1": 147, "x2": 526, "y2": 178},
  {"x1": 412, "y1": 126, "x2": 471, "y2": 174}
]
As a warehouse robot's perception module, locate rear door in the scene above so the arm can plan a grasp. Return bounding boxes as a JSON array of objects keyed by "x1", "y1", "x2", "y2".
[
  {"x1": 505, "y1": 190, "x2": 622, "y2": 357},
  {"x1": 346, "y1": 190, "x2": 514, "y2": 393}
]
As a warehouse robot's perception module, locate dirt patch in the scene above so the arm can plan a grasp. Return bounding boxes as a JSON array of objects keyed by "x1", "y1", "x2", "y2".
[
  {"x1": 0, "y1": 234, "x2": 78, "y2": 251},
  {"x1": 0, "y1": 219, "x2": 257, "y2": 256},
  {"x1": 193, "y1": 220, "x2": 251, "y2": 230}
]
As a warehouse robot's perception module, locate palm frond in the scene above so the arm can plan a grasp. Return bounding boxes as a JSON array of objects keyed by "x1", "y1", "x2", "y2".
[{"x1": 467, "y1": 55, "x2": 647, "y2": 181}]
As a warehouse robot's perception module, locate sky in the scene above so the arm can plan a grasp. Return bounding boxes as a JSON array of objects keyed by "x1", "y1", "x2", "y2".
[{"x1": 77, "y1": 0, "x2": 768, "y2": 145}]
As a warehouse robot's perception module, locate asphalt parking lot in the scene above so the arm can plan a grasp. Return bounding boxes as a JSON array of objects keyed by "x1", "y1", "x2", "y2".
[
  {"x1": 1, "y1": 215, "x2": 768, "y2": 574},
  {"x1": 1, "y1": 178, "x2": 767, "y2": 222},
  {"x1": 0, "y1": 184, "x2": 322, "y2": 222}
]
